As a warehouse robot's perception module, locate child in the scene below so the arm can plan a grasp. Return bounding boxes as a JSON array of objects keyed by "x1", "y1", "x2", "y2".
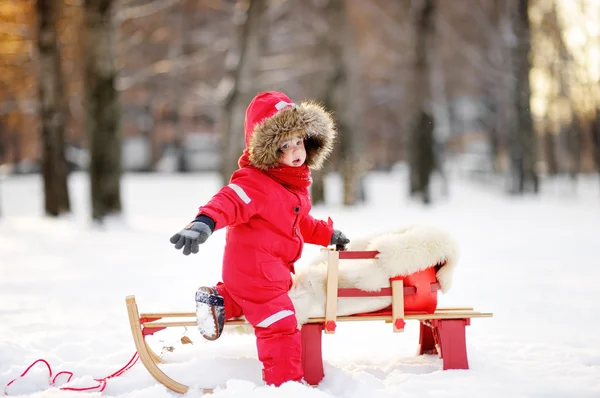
[{"x1": 169, "y1": 91, "x2": 349, "y2": 386}]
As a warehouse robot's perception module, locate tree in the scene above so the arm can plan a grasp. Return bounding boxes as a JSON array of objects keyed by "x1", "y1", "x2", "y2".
[
  {"x1": 171, "y1": 0, "x2": 189, "y2": 173},
  {"x1": 408, "y1": 0, "x2": 437, "y2": 204},
  {"x1": 509, "y1": 0, "x2": 538, "y2": 194},
  {"x1": 413, "y1": 110, "x2": 436, "y2": 203},
  {"x1": 567, "y1": 117, "x2": 582, "y2": 181},
  {"x1": 314, "y1": 0, "x2": 367, "y2": 206},
  {"x1": 543, "y1": 128, "x2": 558, "y2": 176},
  {"x1": 36, "y1": 0, "x2": 71, "y2": 216},
  {"x1": 0, "y1": 1, "x2": 37, "y2": 170},
  {"x1": 218, "y1": 0, "x2": 266, "y2": 185},
  {"x1": 83, "y1": 0, "x2": 121, "y2": 221},
  {"x1": 470, "y1": 0, "x2": 517, "y2": 174},
  {"x1": 593, "y1": 109, "x2": 600, "y2": 189}
]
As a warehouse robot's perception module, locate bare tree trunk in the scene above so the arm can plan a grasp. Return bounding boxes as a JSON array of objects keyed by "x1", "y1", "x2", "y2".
[
  {"x1": 218, "y1": 0, "x2": 265, "y2": 185},
  {"x1": 83, "y1": 0, "x2": 121, "y2": 221},
  {"x1": 144, "y1": 104, "x2": 158, "y2": 171},
  {"x1": 546, "y1": 0, "x2": 577, "y2": 188},
  {"x1": 413, "y1": 111, "x2": 436, "y2": 204},
  {"x1": 509, "y1": 0, "x2": 538, "y2": 194},
  {"x1": 311, "y1": 3, "x2": 342, "y2": 205},
  {"x1": 339, "y1": 2, "x2": 367, "y2": 206},
  {"x1": 408, "y1": 0, "x2": 436, "y2": 204},
  {"x1": 138, "y1": 104, "x2": 155, "y2": 172},
  {"x1": 36, "y1": 0, "x2": 71, "y2": 217},
  {"x1": 485, "y1": 0, "x2": 516, "y2": 175},
  {"x1": 489, "y1": 115, "x2": 501, "y2": 172},
  {"x1": 310, "y1": 169, "x2": 325, "y2": 205},
  {"x1": 172, "y1": 0, "x2": 188, "y2": 173},
  {"x1": 11, "y1": 126, "x2": 21, "y2": 173},
  {"x1": 567, "y1": 117, "x2": 581, "y2": 182},
  {"x1": 320, "y1": 0, "x2": 367, "y2": 206},
  {"x1": 428, "y1": 42, "x2": 450, "y2": 197},
  {"x1": 593, "y1": 109, "x2": 600, "y2": 190},
  {"x1": 544, "y1": 130, "x2": 558, "y2": 176}
]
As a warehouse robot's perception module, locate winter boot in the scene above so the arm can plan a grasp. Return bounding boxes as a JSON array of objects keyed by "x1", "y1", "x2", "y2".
[{"x1": 195, "y1": 286, "x2": 225, "y2": 340}]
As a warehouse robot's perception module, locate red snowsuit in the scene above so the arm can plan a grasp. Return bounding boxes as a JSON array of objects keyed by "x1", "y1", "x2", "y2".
[{"x1": 196, "y1": 91, "x2": 337, "y2": 386}]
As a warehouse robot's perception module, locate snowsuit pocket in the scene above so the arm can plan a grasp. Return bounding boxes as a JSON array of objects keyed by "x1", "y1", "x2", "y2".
[{"x1": 260, "y1": 260, "x2": 291, "y2": 282}]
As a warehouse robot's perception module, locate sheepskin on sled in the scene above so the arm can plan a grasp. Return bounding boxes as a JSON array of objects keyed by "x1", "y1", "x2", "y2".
[
  {"x1": 224, "y1": 223, "x2": 459, "y2": 333},
  {"x1": 288, "y1": 223, "x2": 459, "y2": 325}
]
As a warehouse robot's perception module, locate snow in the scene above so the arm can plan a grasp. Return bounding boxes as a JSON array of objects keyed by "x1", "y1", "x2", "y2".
[{"x1": 1, "y1": 170, "x2": 599, "y2": 397}]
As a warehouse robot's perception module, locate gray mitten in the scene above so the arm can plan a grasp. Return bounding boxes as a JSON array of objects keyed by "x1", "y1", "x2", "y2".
[
  {"x1": 330, "y1": 229, "x2": 350, "y2": 251},
  {"x1": 170, "y1": 221, "x2": 212, "y2": 256}
]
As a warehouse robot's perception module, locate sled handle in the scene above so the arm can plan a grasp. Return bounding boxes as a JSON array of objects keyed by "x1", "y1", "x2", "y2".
[
  {"x1": 322, "y1": 249, "x2": 381, "y2": 334},
  {"x1": 320, "y1": 248, "x2": 380, "y2": 259}
]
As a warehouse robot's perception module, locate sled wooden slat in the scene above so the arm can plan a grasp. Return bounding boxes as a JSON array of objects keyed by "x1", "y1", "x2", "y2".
[
  {"x1": 136, "y1": 307, "x2": 472, "y2": 321},
  {"x1": 337, "y1": 250, "x2": 379, "y2": 259},
  {"x1": 146, "y1": 340, "x2": 164, "y2": 364},
  {"x1": 324, "y1": 250, "x2": 340, "y2": 334},
  {"x1": 142, "y1": 319, "x2": 247, "y2": 328},
  {"x1": 338, "y1": 282, "x2": 440, "y2": 297},
  {"x1": 138, "y1": 309, "x2": 492, "y2": 329},
  {"x1": 391, "y1": 279, "x2": 405, "y2": 332},
  {"x1": 140, "y1": 312, "x2": 196, "y2": 318},
  {"x1": 137, "y1": 306, "x2": 471, "y2": 321},
  {"x1": 305, "y1": 311, "x2": 493, "y2": 322}
]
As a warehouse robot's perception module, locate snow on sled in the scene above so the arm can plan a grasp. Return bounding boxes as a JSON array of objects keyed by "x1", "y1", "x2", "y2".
[{"x1": 125, "y1": 224, "x2": 493, "y2": 394}]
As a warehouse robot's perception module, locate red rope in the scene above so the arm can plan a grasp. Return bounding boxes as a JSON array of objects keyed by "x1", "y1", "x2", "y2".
[{"x1": 3, "y1": 353, "x2": 139, "y2": 395}]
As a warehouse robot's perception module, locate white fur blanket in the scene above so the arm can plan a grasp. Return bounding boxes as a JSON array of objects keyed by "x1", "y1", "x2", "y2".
[
  {"x1": 223, "y1": 223, "x2": 459, "y2": 333},
  {"x1": 288, "y1": 223, "x2": 459, "y2": 325}
]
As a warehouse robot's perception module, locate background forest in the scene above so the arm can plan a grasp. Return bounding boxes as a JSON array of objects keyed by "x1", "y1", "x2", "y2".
[
  {"x1": 1, "y1": 0, "x2": 600, "y2": 221},
  {"x1": 1, "y1": 2, "x2": 600, "y2": 396}
]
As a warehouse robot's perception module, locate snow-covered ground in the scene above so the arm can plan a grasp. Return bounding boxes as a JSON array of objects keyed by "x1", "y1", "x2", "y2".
[{"x1": 1, "y1": 170, "x2": 599, "y2": 397}]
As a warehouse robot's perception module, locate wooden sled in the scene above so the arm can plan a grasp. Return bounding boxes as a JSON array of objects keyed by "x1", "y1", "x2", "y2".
[{"x1": 125, "y1": 250, "x2": 493, "y2": 394}]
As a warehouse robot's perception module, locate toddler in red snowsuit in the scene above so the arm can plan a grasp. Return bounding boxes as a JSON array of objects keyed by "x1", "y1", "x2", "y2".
[{"x1": 169, "y1": 91, "x2": 349, "y2": 386}]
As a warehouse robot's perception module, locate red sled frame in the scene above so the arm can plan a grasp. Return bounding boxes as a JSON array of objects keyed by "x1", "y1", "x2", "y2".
[{"x1": 125, "y1": 249, "x2": 492, "y2": 394}]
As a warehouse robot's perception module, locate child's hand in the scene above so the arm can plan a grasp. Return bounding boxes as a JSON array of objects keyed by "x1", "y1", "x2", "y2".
[
  {"x1": 329, "y1": 229, "x2": 350, "y2": 251},
  {"x1": 169, "y1": 221, "x2": 212, "y2": 256}
]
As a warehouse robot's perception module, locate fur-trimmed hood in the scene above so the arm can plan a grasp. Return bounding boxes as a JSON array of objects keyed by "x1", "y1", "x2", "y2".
[{"x1": 243, "y1": 91, "x2": 336, "y2": 170}]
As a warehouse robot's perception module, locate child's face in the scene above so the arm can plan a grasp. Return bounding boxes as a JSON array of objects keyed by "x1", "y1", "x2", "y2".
[{"x1": 278, "y1": 134, "x2": 306, "y2": 167}]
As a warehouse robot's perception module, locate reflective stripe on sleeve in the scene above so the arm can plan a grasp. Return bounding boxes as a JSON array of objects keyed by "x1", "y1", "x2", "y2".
[
  {"x1": 227, "y1": 183, "x2": 251, "y2": 204},
  {"x1": 256, "y1": 309, "x2": 294, "y2": 328}
]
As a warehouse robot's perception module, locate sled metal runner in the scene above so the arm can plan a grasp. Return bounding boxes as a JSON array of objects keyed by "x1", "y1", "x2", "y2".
[{"x1": 125, "y1": 250, "x2": 493, "y2": 394}]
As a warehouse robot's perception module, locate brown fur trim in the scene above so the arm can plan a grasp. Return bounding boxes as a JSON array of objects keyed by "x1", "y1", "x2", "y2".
[{"x1": 248, "y1": 101, "x2": 336, "y2": 170}]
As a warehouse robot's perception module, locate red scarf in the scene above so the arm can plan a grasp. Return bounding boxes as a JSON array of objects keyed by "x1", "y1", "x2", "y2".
[{"x1": 237, "y1": 149, "x2": 312, "y2": 192}]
